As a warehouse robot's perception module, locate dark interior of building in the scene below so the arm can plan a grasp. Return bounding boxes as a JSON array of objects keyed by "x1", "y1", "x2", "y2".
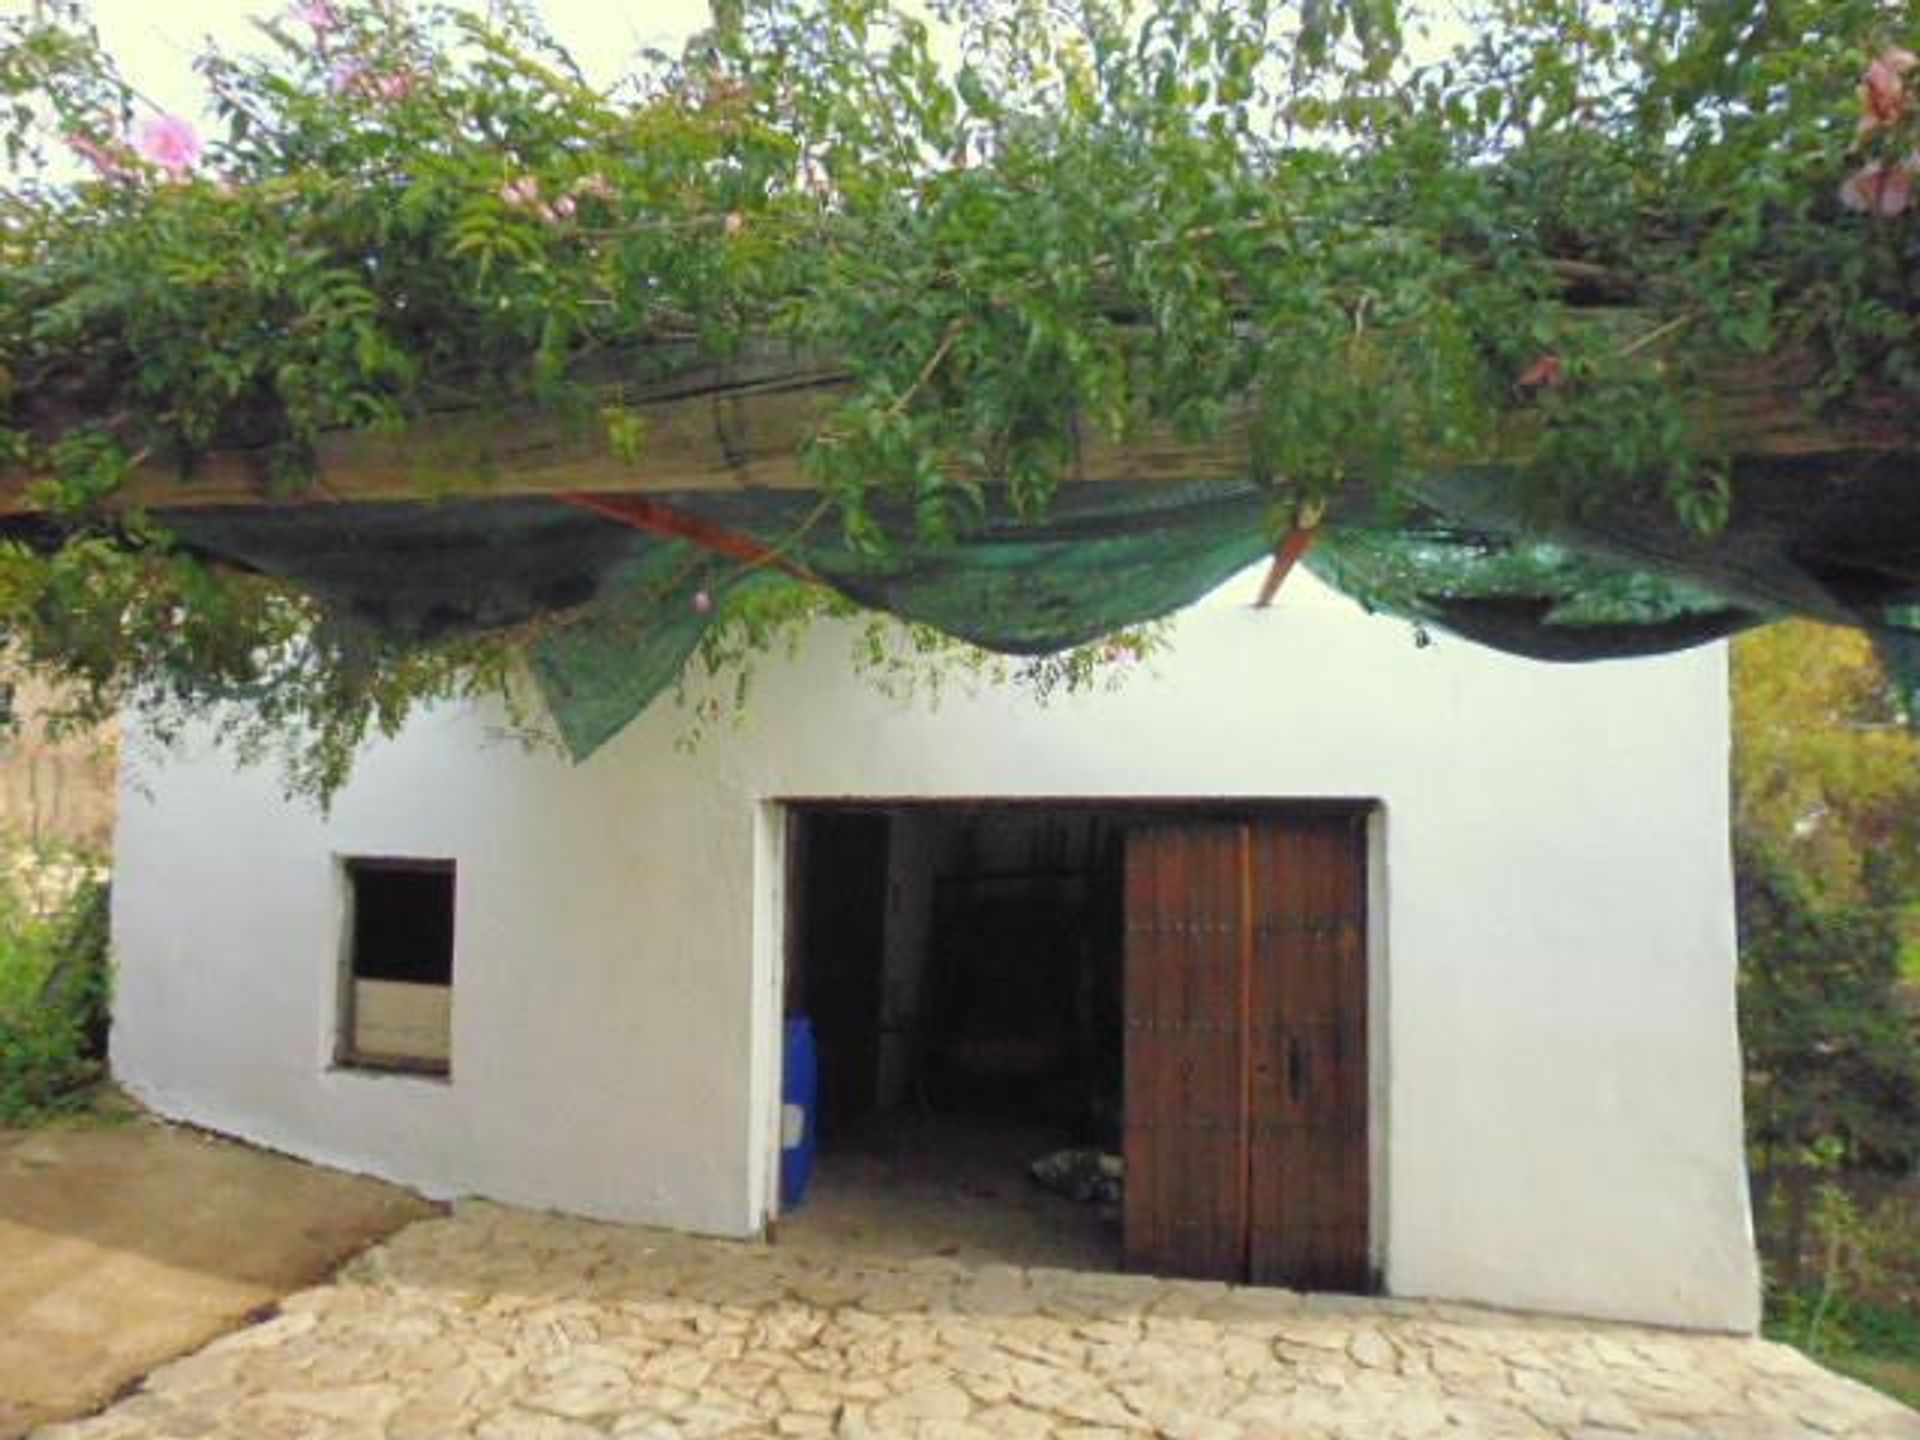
[{"x1": 780, "y1": 803, "x2": 1128, "y2": 1269}]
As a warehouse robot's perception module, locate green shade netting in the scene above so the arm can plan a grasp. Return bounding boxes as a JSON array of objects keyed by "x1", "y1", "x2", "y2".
[
  {"x1": 523, "y1": 482, "x2": 1278, "y2": 756},
  {"x1": 147, "y1": 449, "x2": 1920, "y2": 759}
]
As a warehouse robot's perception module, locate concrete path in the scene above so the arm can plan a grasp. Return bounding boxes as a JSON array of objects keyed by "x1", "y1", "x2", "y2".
[
  {"x1": 33, "y1": 1202, "x2": 1920, "y2": 1440},
  {"x1": 0, "y1": 1113, "x2": 436, "y2": 1439}
]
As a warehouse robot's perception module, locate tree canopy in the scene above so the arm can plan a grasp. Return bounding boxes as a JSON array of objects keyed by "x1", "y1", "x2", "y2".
[
  {"x1": 3, "y1": 0, "x2": 1919, "y2": 791},
  {"x1": 1733, "y1": 622, "x2": 1920, "y2": 1172}
]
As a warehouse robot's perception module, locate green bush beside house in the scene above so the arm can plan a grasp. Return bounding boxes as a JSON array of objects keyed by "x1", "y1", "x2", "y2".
[{"x1": 0, "y1": 870, "x2": 112, "y2": 1125}]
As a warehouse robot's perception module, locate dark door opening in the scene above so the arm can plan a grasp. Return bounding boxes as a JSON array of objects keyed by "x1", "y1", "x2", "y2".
[
  {"x1": 779, "y1": 800, "x2": 1374, "y2": 1290},
  {"x1": 782, "y1": 803, "x2": 1127, "y2": 1271},
  {"x1": 788, "y1": 811, "x2": 891, "y2": 1142}
]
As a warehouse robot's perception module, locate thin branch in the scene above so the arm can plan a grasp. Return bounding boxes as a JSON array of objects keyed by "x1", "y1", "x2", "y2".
[
  {"x1": 887, "y1": 318, "x2": 967, "y2": 419},
  {"x1": 1617, "y1": 310, "x2": 1696, "y2": 358}
]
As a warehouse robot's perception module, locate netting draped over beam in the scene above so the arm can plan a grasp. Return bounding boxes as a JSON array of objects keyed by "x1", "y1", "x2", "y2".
[{"x1": 141, "y1": 444, "x2": 1920, "y2": 759}]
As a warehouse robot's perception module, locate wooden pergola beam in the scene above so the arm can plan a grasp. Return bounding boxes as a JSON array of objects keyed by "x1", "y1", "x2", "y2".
[{"x1": 0, "y1": 337, "x2": 1907, "y2": 517}]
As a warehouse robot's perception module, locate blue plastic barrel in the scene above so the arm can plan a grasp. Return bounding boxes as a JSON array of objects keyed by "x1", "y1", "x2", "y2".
[{"x1": 780, "y1": 1016, "x2": 818, "y2": 1211}]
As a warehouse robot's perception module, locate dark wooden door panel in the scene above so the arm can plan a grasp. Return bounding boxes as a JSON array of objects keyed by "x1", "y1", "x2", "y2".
[
  {"x1": 1123, "y1": 824, "x2": 1249, "y2": 1281},
  {"x1": 1124, "y1": 811, "x2": 1371, "y2": 1292},
  {"x1": 1247, "y1": 814, "x2": 1370, "y2": 1291}
]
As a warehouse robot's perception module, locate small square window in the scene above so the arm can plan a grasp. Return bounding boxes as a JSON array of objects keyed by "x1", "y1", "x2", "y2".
[{"x1": 339, "y1": 858, "x2": 454, "y2": 1075}]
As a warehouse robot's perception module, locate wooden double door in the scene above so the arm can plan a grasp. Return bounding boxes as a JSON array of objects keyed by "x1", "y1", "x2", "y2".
[{"x1": 1123, "y1": 811, "x2": 1372, "y2": 1291}]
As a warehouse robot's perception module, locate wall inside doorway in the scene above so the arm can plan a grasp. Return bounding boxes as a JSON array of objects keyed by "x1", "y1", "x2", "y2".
[{"x1": 789, "y1": 806, "x2": 1131, "y2": 1151}]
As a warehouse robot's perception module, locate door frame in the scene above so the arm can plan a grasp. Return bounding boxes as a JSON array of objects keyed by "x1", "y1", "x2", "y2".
[{"x1": 754, "y1": 796, "x2": 1388, "y2": 1288}]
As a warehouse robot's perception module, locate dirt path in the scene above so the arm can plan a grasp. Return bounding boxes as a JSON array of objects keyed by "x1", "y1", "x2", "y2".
[{"x1": 0, "y1": 1109, "x2": 436, "y2": 1438}]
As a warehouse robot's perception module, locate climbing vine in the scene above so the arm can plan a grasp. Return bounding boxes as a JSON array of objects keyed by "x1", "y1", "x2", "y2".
[{"x1": 1, "y1": 0, "x2": 1918, "y2": 793}]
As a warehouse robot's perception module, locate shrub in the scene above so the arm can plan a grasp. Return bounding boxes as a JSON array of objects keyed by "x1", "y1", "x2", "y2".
[
  {"x1": 1766, "y1": 1183, "x2": 1920, "y2": 1410},
  {"x1": 0, "y1": 871, "x2": 111, "y2": 1125},
  {"x1": 1738, "y1": 842, "x2": 1920, "y2": 1175}
]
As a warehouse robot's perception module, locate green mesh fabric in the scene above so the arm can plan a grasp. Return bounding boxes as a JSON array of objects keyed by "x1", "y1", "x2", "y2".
[
  {"x1": 1301, "y1": 526, "x2": 1760, "y2": 660},
  {"x1": 137, "y1": 449, "x2": 1920, "y2": 759},
  {"x1": 522, "y1": 543, "x2": 791, "y2": 759},
  {"x1": 523, "y1": 483, "x2": 1276, "y2": 757}
]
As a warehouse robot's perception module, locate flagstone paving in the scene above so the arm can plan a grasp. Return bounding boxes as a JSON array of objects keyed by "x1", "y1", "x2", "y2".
[{"x1": 33, "y1": 1202, "x2": 1920, "y2": 1439}]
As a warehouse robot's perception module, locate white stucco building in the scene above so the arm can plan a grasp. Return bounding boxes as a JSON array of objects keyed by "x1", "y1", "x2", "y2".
[{"x1": 107, "y1": 567, "x2": 1761, "y2": 1332}]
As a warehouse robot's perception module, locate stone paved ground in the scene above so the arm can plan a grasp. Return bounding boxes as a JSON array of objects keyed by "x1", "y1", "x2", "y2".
[{"x1": 34, "y1": 1203, "x2": 1920, "y2": 1440}]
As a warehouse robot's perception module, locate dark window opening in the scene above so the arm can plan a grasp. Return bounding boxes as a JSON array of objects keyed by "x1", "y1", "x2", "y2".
[{"x1": 340, "y1": 858, "x2": 455, "y2": 1075}]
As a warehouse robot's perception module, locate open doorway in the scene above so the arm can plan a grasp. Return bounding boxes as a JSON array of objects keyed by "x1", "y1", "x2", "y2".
[
  {"x1": 776, "y1": 799, "x2": 1378, "y2": 1289},
  {"x1": 779, "y1": 803, "x2": 1127, "y2": 1271}
]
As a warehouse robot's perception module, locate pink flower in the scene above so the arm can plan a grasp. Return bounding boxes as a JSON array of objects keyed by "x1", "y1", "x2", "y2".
[
  {"x1": 329, "y1": 59, "x2": 366, "y2": 93},
  {"x1": 550, "y1": 193, "x2": 577, "y2": 220},
  {"x1": 1516, "y1": 354, "x2": 1565, "y2": 388},
  {"x1": 691, "y1": 589, "x2": 714, "y2": 615},
  {"x1": 499, "y1": 175, "x2": 540, "y2": 208},
  {"x1": 574, "y1": 173, "x2": 614, "y2": 200},
  {"x1": 1861, "y1": 48, "x2": 1919, "y2": 135},
  {"x1": 64, "y1": 133, "x2": 127, "y2": 178},
  {"x1": 290, "y1": 0, "x2": 340, "y2": 34},
  {"x1": 1840, "y1": 157, "x2": 1918, "y2": 216},
  {"x1": 375, "y1": 70, "x2": 416, "y2": 102},
  {"x1": 133, "y1": 114, "x2": 202, "y2": 177}
]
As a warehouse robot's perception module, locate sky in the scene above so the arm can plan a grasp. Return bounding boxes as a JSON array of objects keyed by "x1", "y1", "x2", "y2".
[
  {"x1": 0, "y1": 0, "x2": 1474, "y2": 152},
  {"x1": 10, "y1": 1, "x2": 1474, "y2": 128},
  {"x1": 5, "y1": 1, "x2": 721, "y2": 122}
]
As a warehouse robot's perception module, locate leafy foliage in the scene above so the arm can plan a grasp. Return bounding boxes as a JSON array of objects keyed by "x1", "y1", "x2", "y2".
[
  {"x1": 1738, "y1": 847, "x2": 1920, "y2": 1173},
  {"x1": 1734, "y1": 623, "x2": 1920, "y2": 906},
  {"x1": 0, "y1": 868, "x2": 112, "y2": 1125},
  {"x1": 1763, "y1": 1182, "x2": 1920, "y2": 1409},
  {"x1": 1733, "y1": 622, "x2": 1920, "y2": 1175},
  {"x1": 669, "y1": 577, "x2": 1167, "y2": 749},
  {"x1": 2, "y1": 0, "x2": 1919, "y2": 791}
]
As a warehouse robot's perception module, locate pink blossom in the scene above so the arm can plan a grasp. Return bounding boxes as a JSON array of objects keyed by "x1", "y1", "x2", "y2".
[
  {"x1": 1516, "y1": 354, "x2": 1565, "y2": 388},
  {"x1": 1840, "y1": 157, "x2": 1918, "y2": 216},
  {"x1": 550, "y1": 193, "x2": 577, "y2": 220},
  {"x1": 329, "y1": 59, "x2": 367, "y2": 93},
  {"x1": 133, "y1": 114, "x2": 203, "y2": 177},
  {"x1": 691, "y1": 589, "x2": 714, "y2": 615},
  {"x1": 1861, "y1": 48, "x2": 1920, "y2": 135},
  {"x1": 375, "y1": 69, "x2": 416, "y2": 102},
  {"x1": 499, "y1": 175, "x2": 541, "y2": 208},
  {"x1": 289, "y1": 0, "x2": 340, "y2": 34},
  {"x1": 574, "y1": 173, "x2": 614, "y2": 200},
  {"x1": 64, "y1": 133, "x2": 127, "y2": 179}
]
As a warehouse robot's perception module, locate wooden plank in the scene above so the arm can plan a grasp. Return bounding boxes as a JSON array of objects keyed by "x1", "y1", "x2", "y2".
[
  {"x1": 1245, "y1": 811, "x2": 1370, "y2": 1292},
  {"x1": 1123, "y1": 824, "x2": 1250, "y2": 1281},
  {"x1": 349, "y1": 979, "x2": 451, "y2": 1067},
  {"x1": 0, "y1": 360, "x2": 1255, "y2": 515},
  {"x1": 1, "y1": 332, "x2": 1906, "y2": 516}
]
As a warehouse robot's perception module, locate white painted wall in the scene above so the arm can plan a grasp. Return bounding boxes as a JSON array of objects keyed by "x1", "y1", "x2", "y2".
[{"x1": 109, "y1": 568, "x2": 1759, "y2": 1331}]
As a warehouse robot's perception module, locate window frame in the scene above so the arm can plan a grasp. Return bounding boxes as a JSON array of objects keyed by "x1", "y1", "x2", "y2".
[{"x1": 335, "y1": 855, "x2": 457, "y2": 1078}]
